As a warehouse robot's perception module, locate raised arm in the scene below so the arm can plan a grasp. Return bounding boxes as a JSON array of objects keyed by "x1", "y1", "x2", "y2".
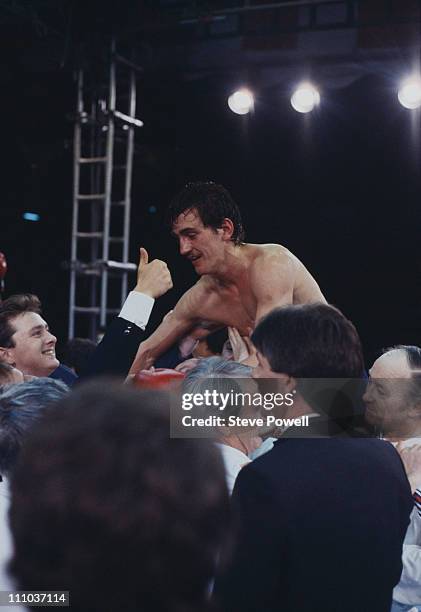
[{"x1": 128, "y1": 287, "x2": 201, "y2": 375}]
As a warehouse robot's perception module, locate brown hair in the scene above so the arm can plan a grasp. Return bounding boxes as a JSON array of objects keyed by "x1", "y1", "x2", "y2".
[{"x1": 0, "y1": 294, "x2": 42, "y2": 348}]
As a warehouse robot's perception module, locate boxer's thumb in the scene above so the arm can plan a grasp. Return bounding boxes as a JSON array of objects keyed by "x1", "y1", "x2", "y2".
[{"x1": 139, "y1": 247, "x2": 149, "y2": 266}]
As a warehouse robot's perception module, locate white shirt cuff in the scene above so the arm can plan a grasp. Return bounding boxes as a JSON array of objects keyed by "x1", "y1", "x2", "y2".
[{"x1": 118, "y1": 291, "x2": 155, "y2": 330}]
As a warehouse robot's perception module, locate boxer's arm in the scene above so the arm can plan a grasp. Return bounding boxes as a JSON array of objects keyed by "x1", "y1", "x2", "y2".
[
  {"x1": 128, "y1": 289, "x2": 201, "y2": 375},
  {"x1": 251, "y1": 254, "x2": 294, "y2": 322}
]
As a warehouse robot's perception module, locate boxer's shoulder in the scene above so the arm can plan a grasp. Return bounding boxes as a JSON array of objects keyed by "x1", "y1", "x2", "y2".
[{"x1": 248, "y1": 243, "x2": 295, "y2": 277}]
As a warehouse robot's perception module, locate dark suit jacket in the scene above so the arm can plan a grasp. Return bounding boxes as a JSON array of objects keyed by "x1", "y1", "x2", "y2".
[
  {"x1": 214, "y1": 421, "x2": 413, "y2": 612},
  {"x1": 50, "y1": 363, "x2": 78, "y2": 386},
  {"x1": 81, "y1": 317, "x2": 144, "y2": 379},
  {"x1": 75, "y1": 317, "x2": 183, "y2": 380}
]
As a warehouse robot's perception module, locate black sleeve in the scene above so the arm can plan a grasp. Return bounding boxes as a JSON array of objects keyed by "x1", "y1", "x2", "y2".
[
  {"x1": 213, "y1": 464, "x2": 285, "y2": 612},
  {"x1": 81, "y1": 317, "x2": 144, "y2": 379},
  {"x1": 154, "y1": 344, "x2": 184, "y2": 369}
]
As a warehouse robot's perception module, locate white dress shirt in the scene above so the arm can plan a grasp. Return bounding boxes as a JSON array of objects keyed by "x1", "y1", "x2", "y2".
[
  {"x1": 389, "y1": 437, "x2": 421, "y2": 606},
  {"x1": 118, "y1": 291, "x2": 155, "y2": 329}
]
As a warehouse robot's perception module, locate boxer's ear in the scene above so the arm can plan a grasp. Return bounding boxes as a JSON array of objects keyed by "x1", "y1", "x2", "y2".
[{"x1": 220, "y1": 218, "x2": 234, "y2": 241}]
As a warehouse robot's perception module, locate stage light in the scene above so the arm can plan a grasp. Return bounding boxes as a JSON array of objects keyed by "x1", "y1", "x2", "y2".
[
  {"x1": 23, "y1": 212, "x2": 40, "y2": 222},
  {"x1": 228, "y1": 89, "x2": 254, "y2": 115},
  {"x1": 291, "y1": 83, "x2": 320, "y2": 114},
  {"x1": 398, "y1": 77, "x2": 421, "y2": 109}
]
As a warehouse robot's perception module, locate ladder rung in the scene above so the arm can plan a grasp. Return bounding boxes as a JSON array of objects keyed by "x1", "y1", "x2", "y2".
[
  {"x1": 79, "y1": 157, "x2": 107, "y2": 164},
  {"x1": 75, "y1": 269, "x2": 101, "y2": 276},
  {"x1": 112, "y1": 200, "x2": 127, "y2": 206},
  {"x1": 113, "y1": 110, "x2": 144, "y2": 128},
  {"x1": 113, "y1": 165, "x2": 127, "y2": 170},
  {"x1": 74, "y1": 306, "x2": 100, "y2": 313},
  {"x1": 102, "y1": 260, "x2": 137, "y2": 271},
  {"x1": 76, "y1": 232, "x2": 103, "y2": 239},
  {"x1": 109, "y1": 237, "x2": 124, "y2": 243},
  {"x1": 74, "y1": 306, "x2": 121, "y2": 315},
  {"x1": 77, "y1": 194, "x2": 106, "y2": 200}
]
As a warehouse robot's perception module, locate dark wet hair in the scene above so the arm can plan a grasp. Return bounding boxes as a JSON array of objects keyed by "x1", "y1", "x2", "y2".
[{"x1": 167, "y1": 181, "x2": 245, "y2": 244}]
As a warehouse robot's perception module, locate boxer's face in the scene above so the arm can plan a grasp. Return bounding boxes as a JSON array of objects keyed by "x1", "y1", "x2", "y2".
[{"x1": 172, "y1": 209, "x2": 226, "y2": 274}]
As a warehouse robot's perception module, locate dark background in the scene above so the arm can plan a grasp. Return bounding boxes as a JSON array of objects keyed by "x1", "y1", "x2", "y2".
[{"x1": 1, "y1": 0, "x2": 421, "y2": 366}]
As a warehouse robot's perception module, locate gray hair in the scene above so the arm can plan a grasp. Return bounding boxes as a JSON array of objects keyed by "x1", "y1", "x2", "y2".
[
  {"x1": 184, "y1": 356, "x2": 251, "y2": 382},
  {"x1": 0, "y1": 378, "x2": 69, "y2": 476},
  {"x1": 183, "y1": 357, "x2": 252, "y2": 418}
]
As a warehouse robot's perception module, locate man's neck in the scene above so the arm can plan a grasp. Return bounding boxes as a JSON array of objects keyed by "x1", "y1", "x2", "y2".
[
  {"x1": 211, "y1": 243, "x2": 249, "y2": 286},
  {"x1": 282, "y1": 395, "x2": 315, "y2": 420},
  {"x1": 383, "y1": 421, "x2": 421, "y2": 441}
]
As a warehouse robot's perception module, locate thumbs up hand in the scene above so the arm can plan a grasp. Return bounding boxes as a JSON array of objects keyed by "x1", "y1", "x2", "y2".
[
  {"x1": 134, "y1": 247, "x2": 173, "y2": 299},
  {"x1": 139, "y1": 247, "x2": 149, "y2": 267}
]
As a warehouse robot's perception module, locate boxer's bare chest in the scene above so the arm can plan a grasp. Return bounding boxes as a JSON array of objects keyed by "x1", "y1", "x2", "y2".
[{"x1": 194, "y1": 281, "x2": 256, "y2": 336}]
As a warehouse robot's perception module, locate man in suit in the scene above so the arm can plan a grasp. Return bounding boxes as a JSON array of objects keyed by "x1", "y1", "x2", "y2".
[
  {"x1": 83, "y1": 247, "x2": 172, "y2": 378},
  {"x1": 214, "y1": 303, "x2": 413, "y2": 612},
  {"x1": 0, "y1": 248, "x2": 172, "y2": 382}
]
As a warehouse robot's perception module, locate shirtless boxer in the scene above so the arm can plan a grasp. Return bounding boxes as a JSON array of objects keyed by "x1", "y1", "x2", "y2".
[{"x1": 129, "y1": 182, "x2": 326, "y2": 373}]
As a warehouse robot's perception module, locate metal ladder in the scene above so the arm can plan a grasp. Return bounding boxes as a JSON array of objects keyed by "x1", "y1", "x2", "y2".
[{"x1": 69, "y1": 41, "x2": 143, "y2": 341}]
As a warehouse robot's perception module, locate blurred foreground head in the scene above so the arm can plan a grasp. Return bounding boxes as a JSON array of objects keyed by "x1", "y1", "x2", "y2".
[
  {"x1": 9, "y1": 382, "x2": 229, "y2": 612},
  {"x1": 0, "y1": 378, "x2": 69, "y2": 478}
]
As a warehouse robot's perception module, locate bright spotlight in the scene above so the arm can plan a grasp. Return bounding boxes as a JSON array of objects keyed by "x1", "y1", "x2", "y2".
[
  {"x1": 398, "y1": 77, "x2": 421, "y2": 110},
  {"x1": 228, "y1": 89, "x2": 254, "y2": 115},
  {"x1": 291, "y1": 83, "x2": 320, "y2": 114}
]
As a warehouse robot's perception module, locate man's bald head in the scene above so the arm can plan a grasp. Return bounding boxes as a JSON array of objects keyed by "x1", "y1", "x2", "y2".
[
  {"x1": 364, "y1": 345, "x2": 421, "y2": 436},
  {"x1": 369, "y1": 348, "x2": 412, "y2": 379}
]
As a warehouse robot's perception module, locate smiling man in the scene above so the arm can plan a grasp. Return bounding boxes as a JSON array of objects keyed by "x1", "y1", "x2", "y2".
[
  {"x1": 0, "y1": 294, "x2": 60, "y2": 378},
  {"x1": 129, "y1": 181, "x2": 326, "y2": 373},
  {"x1": 0, "y1": 248, "x2": 173, "y2": 383}
]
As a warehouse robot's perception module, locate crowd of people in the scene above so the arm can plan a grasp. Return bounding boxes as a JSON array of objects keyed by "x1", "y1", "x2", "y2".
[{"x1": 0, "y1": 182, "x2": 420, "y2": 612}]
